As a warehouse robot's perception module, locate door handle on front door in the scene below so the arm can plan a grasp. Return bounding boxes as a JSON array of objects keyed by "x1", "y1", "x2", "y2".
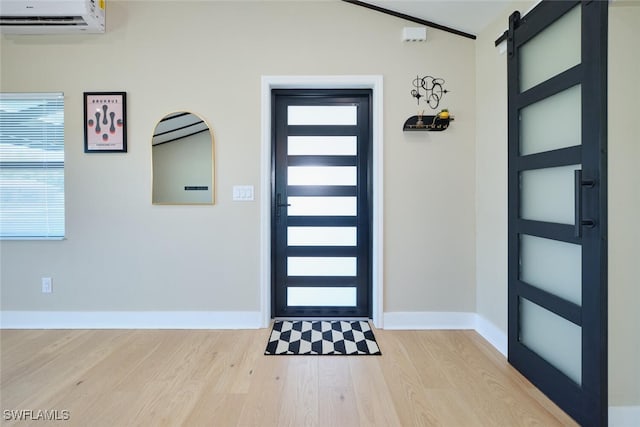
[
  {"x1": 574, "y1": 169, "x2": 595, "y2": 237},
  {"x1": 276, "y1": 193, "x2": 291, "y2": 218}
]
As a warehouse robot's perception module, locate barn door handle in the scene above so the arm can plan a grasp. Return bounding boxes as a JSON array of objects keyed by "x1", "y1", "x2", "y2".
[
  {"x1": 574, "y1": 170, "x2": 595, "y2": 237},
  {"x1": 276, "y1": 193, "x2": 291, "y2": 218}
]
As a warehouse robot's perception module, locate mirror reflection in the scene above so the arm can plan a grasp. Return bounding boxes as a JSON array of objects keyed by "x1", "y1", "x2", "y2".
[{"x1": 152, "y1": 112, "x2": 213, "y2": 204}]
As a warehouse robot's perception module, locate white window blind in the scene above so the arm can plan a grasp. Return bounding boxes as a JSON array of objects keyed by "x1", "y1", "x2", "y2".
[{"x1": 0, "y1": 93, "x2": 65, "y2": 239}]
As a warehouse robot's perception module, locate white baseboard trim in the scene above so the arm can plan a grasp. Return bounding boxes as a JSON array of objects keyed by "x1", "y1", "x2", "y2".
[
  {"x1": 0, "y1": 311, "x2": 264, "y2": 329},
  {"x1": 383, "y1": 311, "x2": 508, "y2": 357},
  {"x1": 383, "y1": 311, "x2": 478, "y2": 330},
  {"x1": 609, "y1": 406, "x2": 640, "y2": 427},
  {"x1": 474, "y1": 314, "x2": 508, "y2": 357}
]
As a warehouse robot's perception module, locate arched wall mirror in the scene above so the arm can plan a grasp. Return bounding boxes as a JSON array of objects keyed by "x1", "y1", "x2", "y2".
[{"x1": 152, "y1": 112, "x2": 214, "y2": 204}]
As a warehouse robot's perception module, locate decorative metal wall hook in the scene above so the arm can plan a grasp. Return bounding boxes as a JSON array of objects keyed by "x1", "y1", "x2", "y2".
[{"x1": 411, "y1": 75, "x2": 449, "y2": 109}]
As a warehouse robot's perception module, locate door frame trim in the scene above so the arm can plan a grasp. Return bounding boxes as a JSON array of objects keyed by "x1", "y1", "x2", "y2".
[{"x1": 260, "y1": 75, "x2": 384, "y2": 328}]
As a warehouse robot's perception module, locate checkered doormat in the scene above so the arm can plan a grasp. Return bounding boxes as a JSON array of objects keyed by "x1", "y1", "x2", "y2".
[{"x1": 264, "y1": 320, "x2": 382, "y2": 355}]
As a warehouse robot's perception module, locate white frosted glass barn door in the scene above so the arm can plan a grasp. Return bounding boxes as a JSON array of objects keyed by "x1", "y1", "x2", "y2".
[{"x1": 507, "y1": 1, "x2": 608, "y2": 424}]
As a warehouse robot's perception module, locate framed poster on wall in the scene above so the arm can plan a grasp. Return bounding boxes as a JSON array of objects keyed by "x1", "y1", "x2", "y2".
[{"x1": 84, "y1": 92, "x2": 127, "y2": 153}]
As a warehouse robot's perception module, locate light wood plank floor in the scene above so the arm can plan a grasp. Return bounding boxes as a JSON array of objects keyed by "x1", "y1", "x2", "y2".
[{"x1": 0, "y1": 328, "x2": 577, "y2": 426}]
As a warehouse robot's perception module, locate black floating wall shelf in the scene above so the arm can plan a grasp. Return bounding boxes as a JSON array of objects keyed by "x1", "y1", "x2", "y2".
[{"x1": 403, "y1": 115, "x2": 453, "y2": 132}]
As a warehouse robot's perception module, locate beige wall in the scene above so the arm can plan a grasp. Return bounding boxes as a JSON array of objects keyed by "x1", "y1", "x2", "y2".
[
  {"x1": 0, "y1": 1, "x2": 476, "y2": 312},
  {"x1": 607, "y1": 1, "x2": 640, "y2": 407},
  {"x1": 475, "y1": 2, "x2": 522, "y2": 333},
  {"x1": 475, "y1": 0, "x2": 640, "y2": 407}
]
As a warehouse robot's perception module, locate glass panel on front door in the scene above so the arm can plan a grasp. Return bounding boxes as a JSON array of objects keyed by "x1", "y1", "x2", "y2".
[
  {"x1": 287, "y1": 226, "x2": 357, "y2": 247},
  {"x1": 287, "y1": 196, "x2": 357, "y2": 216},
  {"x1": 288, "y1": 136, "x2": 357, "y2": 156},
  {"x1": 287, "y1": 287, "x2": 357, "y2": 307},
  {"x1": 287, "y1": 105, "x2": 358, "y2": 125}
]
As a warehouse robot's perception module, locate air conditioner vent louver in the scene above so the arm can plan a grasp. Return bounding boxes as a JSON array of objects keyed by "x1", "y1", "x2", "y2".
[{"x1": 1, "y1": 16, "x2": 88, "y2": 26}]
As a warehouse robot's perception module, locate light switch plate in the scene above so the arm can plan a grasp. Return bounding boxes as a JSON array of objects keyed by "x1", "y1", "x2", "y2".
[
  {"x1": 233, "y1": 185, "x2": 254, "y2": 201},
  {"x1": 41, "y1": 277, "x2": 52, "y2": 293}
]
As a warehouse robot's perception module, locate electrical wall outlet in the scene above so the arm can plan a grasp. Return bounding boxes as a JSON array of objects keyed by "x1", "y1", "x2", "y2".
[{"x1": 41, "y1": 277, "x2": 52, "y2": 293}]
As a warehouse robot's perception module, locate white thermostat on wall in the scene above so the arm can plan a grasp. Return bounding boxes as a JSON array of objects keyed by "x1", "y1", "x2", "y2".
[{"x1": 402, "y1": 27, "x2": 427, "y2": 42}]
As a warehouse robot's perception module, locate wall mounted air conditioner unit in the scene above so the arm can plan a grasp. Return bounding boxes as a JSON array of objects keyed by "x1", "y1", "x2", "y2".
[{"x1": 0, "y1": 0, "x2": 105, "y2": 34}]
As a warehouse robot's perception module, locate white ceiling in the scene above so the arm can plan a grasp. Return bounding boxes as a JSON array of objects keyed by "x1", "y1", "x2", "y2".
[{"x1": 361, "y1": 0, "x2": 514, "y2": 36}]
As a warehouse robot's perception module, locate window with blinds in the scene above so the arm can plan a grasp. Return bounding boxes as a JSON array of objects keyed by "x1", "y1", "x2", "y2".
[{"x1": 0, "y1": 93, "x2": 65, "y2": 239}]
